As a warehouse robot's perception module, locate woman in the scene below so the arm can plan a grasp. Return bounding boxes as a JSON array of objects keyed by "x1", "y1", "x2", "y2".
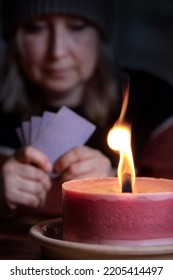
[{"x1": 0, "y1": 0, "x2": 120, "y2": 215}]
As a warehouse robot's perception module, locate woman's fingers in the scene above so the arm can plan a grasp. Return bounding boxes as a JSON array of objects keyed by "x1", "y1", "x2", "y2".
[
  {"x1": 3, "y1": 159, "x2": 51, "y2": 190},
  {"x1": 15, "y1": 146, "x2": 52, "y2": 172},
  {"x1": 2, "y1": 146, "x2": 52, "y2": 208},
  {"x1": 5, "y1": 174, "x2": 49, "y2": 208},
  {"x1": 55, "y1": 146, "x2": 97, "y2": 173},
  {"x1": 55, "y1": 146, "x2": 113, "y2": 182},
  {"x1": 6, "y1": 187, "x2": 40, "y2": 208}
]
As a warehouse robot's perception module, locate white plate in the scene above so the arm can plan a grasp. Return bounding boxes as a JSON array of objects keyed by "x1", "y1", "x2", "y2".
[{"x1": 29, "y1": 218, "x2": 173, "y2": 259}]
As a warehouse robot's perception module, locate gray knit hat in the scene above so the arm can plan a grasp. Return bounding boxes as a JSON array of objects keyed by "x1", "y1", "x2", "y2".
[{"x1": 1, "y1": 0, "x2": 115, "y2": 41}]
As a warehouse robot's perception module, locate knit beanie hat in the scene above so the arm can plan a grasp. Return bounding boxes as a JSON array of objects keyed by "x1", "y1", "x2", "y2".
[{"x1": 1, "y1": 0, "x2": 115, "y2": 41}]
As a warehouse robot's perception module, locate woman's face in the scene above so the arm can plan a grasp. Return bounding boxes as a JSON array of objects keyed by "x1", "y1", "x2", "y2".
[{"x1": 16, "y1": 15, "x2": 100, "y2": 97}]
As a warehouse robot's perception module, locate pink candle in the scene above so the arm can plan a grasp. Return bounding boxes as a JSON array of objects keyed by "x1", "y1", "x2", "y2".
[
  {"x1": 62, "y1": 177, "x2": 173, "y2": 245},
  {"x1": 62, "y1": 82, "x2": 173, "y2": 245}
]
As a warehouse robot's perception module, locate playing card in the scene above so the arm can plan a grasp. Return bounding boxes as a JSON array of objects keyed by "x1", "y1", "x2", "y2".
[
  {"x1": 32, "y1": 106, "x2": 96, "y2": 164},
  {"x1": 16, "y1": 106, "x2": 96, "y2": 165},
  {"x1": 36, "y1": 111, "x2": 56, "y2": 138},
  {"x1": 30, "y1": 116, "x2": 42, "y2": 143}
]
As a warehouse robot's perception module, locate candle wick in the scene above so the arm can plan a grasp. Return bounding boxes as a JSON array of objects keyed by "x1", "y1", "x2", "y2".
[{"x1": 122, "y1": 173, "x2": 132, "y2": 193}]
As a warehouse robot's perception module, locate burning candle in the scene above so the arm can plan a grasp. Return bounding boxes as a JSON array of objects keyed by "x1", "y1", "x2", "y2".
[
  {"x1": 62, "y1": 177, "x2": 173, "y2": 245},
  {"x1": 62, "y1": 78, "x2": 173, "y2": 245}
]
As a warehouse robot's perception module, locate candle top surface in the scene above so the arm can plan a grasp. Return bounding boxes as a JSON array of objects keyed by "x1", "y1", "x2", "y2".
[{"x1": 62, "y1": 177, "x2": 173, "y2": 195}]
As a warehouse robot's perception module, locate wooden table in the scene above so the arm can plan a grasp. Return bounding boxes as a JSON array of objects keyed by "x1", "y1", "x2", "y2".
[{"x1": 0, "y1": 197, "x2": 55, "y2": 260}]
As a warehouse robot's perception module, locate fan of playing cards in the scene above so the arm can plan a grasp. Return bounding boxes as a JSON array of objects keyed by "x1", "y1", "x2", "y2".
[{"x1": 16, "y1": 106, "x2": 96, "y2": 165}]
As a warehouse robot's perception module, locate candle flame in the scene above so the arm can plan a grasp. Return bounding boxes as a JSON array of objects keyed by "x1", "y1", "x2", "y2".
[{"x1": 107, "y1": 78, "x2": 135, "y2": 187}]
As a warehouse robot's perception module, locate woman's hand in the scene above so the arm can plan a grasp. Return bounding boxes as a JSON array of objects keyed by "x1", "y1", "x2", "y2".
[
  {"x1": 54, "y1": 146, "x2": 114, "y2": 182},
  {"x1": 2, "y1": 146, "x2": 52, "y2": 209}
]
